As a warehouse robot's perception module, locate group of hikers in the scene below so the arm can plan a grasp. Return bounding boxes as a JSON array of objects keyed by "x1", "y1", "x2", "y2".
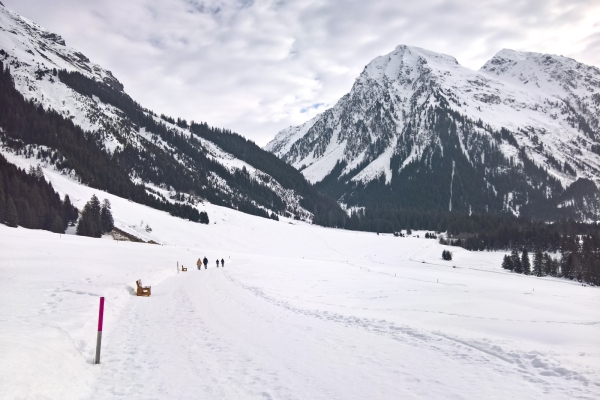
[{"x1": 197, "y1": 257, "x2": 225, "y2": 270}]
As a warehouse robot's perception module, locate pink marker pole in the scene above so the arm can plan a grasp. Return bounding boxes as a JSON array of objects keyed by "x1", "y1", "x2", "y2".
[{"x1": 94, "y1": 297, "x2": 105, "y2": 364}]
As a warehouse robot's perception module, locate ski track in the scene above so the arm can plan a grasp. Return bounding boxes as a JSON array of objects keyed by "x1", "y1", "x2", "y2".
[
  {"x1": 79, "y1": 263, "x2": 600, "y2": 400},
  {"x1": 223, "y1": 270, "x2": 599, "y2": 399}
]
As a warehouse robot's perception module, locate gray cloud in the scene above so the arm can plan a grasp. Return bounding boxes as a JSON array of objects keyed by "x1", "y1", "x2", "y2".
[{"x1": 4, "y1": 0, "x2": 600, "y2": 145}]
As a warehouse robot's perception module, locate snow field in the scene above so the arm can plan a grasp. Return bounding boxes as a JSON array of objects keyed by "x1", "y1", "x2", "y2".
[{"x1": 0, "y1": 159, "x2": 599, "y2": 399}]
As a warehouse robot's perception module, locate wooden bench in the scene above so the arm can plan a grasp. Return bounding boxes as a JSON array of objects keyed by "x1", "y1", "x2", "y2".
[
  {"x1": 136, "y1": 279, "x2": 151, "y2": 296},
  {"x1": 181, "y1": 265, "x2": 187, "y2": 272}
]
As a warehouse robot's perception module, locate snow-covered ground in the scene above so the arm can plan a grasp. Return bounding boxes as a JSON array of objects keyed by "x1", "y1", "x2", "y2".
[{"x1": 1, "y1": 162, "x2": 599, "y2": 399}]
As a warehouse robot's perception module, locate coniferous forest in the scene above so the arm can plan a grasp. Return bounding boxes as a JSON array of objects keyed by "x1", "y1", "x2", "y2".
[
  {"x1": 56, "y1": 68, "x2": 345, "y2": 226},
  {"x1": 76, "y1": 195, "x2": 114, "y2": 238},
  {"x1": 0, "y1": 153, "x2": 78, "y2": 232},
  {"x1": 500, "y1": 241, "x2": 599, "y2": 286},
  {"x1": 0, "y1": 61, "x2": 207, "y2": 223}
]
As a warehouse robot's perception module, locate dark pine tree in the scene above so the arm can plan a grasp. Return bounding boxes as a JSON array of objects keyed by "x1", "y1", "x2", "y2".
[
  {"x1": 502, "y1": 254, "x2": 514, "y2": 271},
  {"x1": 6, "y1": 197, "x2": 18, "y2": 227},
  {"x1": 533, "y1": 249, "x2": 544, "y2": 277},
  {"x1": 521, "y1": 249, "x2": 531, "y2": 275},
  {"x1": 63, "y1": 195, "x2": 79, "y2": 225},
  {"x1": 100, "y1": 199, "x2": 114, "y2": 233},
  {"x1": 511, "y1": 249, "x2": 522, "y2": 273},
  {"x1": 76, "y1": 195, "x2": 102, "y2": 238}
]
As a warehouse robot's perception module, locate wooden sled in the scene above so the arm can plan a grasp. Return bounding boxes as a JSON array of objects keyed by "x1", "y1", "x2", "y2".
[
  {"x1": 181, "y1": 265, "x2": 187, "y2": 272},
  {"x1": 136, "y1": 279, "x2": 151, "y2": 296}
]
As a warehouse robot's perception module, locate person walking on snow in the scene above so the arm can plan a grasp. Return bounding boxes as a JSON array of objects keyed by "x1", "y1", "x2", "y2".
[
  {"x1": 203, "y1": 257, "x2": 208, "y2": 269},
  {"x1": 221, "y1": 258, "x2": 225, "y2": 268},
  {"x1": 216, "y1": 259, "x2": 220, "y2": 268},
  {"x1": 197, "y1": 258, "x2": 202, "y2": 270}
]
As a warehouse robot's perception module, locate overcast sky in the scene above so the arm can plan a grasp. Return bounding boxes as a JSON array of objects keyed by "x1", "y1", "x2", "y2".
[{"x1": 5, "y1": 0, "x2": 600, "y2": 145}]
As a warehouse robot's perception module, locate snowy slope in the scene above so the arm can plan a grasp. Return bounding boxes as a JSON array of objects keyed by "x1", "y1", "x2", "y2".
[
  {"x1": 0, "y1": 3, "x2": 122, "y2": 133},
  {"x1": 0, "y1": 3, "x2": 315, "y2": 221},
  {"x1": 1, "y1": 154, "x2": 599, "y2": 399},
  {"x1": 266, "y1": 45, "x2": 600, "y2": 219}
]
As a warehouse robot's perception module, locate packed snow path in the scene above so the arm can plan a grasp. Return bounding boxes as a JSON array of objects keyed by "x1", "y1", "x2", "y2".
[{"x1": 91, "y1": 259, "x2": 598, "y2": 399}]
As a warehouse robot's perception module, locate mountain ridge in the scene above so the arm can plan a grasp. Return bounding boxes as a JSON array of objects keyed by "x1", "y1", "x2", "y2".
[
  {"x1": 0, "y1": 3, "x2": 346, "y2": 226},
  {"x1": 266, "y1": 44, "x2": 600, "y2": 220}
]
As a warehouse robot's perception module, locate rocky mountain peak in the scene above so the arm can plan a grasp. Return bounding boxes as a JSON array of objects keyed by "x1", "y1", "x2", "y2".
[
  {"x1": 266, "y1": 44, "x2": 600, "y2": 220},
  {"x1": 0, "y1": 5, "x2": 120, "y2": 88},
  {"x1": 360, "y1": 45, "x2": 459, "y2": 85}
]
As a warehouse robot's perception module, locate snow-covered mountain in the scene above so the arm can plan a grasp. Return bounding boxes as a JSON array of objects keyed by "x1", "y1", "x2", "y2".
[
  {"x1": 266, "y1": 45, "x2": 600, "y2": 220},
  {"x1": 0, "y1": 3, "x2": 344, "y2": 223}
]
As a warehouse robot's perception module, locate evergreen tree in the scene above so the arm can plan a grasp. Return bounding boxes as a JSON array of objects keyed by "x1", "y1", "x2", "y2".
[
  {"x1": 76, "y1": 196, "x2": 116, "y2": 237},
  {"x1": 442, "y1": 250, "x2": 452, "y2": 260},
  {"x1": 521, "y1": 249, "x2": 531, "y2": 275},
  {"x1": 542, "y1": 253, "x2": 553, "y2": 276},
  {"x1": 533, "y1": 249, "x2": 544, "y2": 277},
  {"x1": 502, "y1": 255, "x2": 513, "y2": 271},
  {"x1": 63, "y1": 195, "x2": 79, "y2": 225},
  {"x1": 100, "y1": 199, "x2": 114, "y2": 233},
  {"x1": 89, "y1": 195, "x2": 101, "y2": 222},
  {"x1": 511, "y1": 249, "x2": 522, "y2": 273},
  {"x1": 560, "y1": 236, "x2": 580, "y2": 279},
  {"x1": 17, "y1": 198, "x2": 34, "y2": 228},
  {"x1": 49, "y1": 210, "x2": 65, "y2": 233},
  {"x1": 6, "y1": 197, "x2": 18, "y2": 227},
  {"x1": 76, "y1": 195, "x2": 102, "y2": 238}
]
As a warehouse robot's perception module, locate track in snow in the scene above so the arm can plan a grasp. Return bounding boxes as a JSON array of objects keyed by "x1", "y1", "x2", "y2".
[{"x1": 89, "y1": 262, "x2": 599, "y2": 400}]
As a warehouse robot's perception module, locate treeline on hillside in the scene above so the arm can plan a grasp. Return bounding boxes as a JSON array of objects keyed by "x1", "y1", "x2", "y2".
[
  {"x1": 339, "y1": 207, "x2": 523, "y2": 234},
  {"x1": 188, "y1": 122, "x2": 346, "y2": 226},
  {"x1": 315, "y1": 100, "x2": 594, "y2": 224},
  {"x1": 339, "y1": 205, "x2": 600, "y2": 252},
  {"x1": 57, "y1": 67, "x2": 346, "y2": 226},
  {"x1": 0, "y1": 61, "x2": 207, "y2": 223},
  {"x1": 439, "y1": 217, "x2": 600, "y2": 253},
  {"x1": 0, "y1": 153, "x2": 78, "y2": 232},
  {"x1": 58, "y1": 69, "x2": 292, "y2": 221},
  {"x1": 501, "y1": 241, "x2": 599, "y2": 286},
  {"x1": 317, "y1": 106, "x2": 552, "y2": 215}
]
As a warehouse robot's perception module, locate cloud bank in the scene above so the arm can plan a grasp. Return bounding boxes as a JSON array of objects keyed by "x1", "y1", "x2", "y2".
[{"x1": 5, "y1": 0, "x2": 600, "y2": 145}]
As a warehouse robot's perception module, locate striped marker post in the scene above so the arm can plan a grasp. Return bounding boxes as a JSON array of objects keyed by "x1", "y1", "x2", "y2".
[{"x1": 94, "y1": 297, "x2": 105, "y2": 364}]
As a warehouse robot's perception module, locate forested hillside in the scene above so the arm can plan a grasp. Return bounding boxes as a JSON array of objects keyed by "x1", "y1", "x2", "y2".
[
  {"x1": 0, "y1": 61, "x2": 207, "y2": 222},
  {"x1": 0, "y1": 3, "x2": 347, "y2": 227},
  {"x1": 0, "y1": 1, "x2": 344, "y2": 226},
  {"x1": 0, "y1": 153, "x2": 78, "y2": 232},
  {"x1": 268, "y1": 45, "x2": 600, "y2": 224}
]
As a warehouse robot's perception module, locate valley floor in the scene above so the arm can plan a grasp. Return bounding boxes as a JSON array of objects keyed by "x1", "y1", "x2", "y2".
[{"x1": 0, "y1": 160, "x2": 599, "y2": 399}]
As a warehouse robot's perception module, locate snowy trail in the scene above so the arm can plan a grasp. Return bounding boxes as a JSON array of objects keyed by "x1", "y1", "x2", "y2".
[{"x1": 86, "y1": 258, "x2": 599, "y2": 399}]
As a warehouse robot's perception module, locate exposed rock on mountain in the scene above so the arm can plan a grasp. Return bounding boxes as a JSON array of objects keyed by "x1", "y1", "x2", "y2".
[
  {"x1": 0, "y1": 3, "x2": 345, "y2": 225},
  {"x1": 266, "y1": 45, "x2": 600, "y2": 220}
]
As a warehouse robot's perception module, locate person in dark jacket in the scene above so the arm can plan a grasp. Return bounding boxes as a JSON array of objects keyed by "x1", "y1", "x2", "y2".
[
  {"x1": 203, "y1": 257, "x2": 208, "y2": 269},
  {"x1": 221, "y1": 258, "x2": 225, "y2": 268},
  {"x1": 216, "y1": 259, "x2": 220, "y2": 268}
]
